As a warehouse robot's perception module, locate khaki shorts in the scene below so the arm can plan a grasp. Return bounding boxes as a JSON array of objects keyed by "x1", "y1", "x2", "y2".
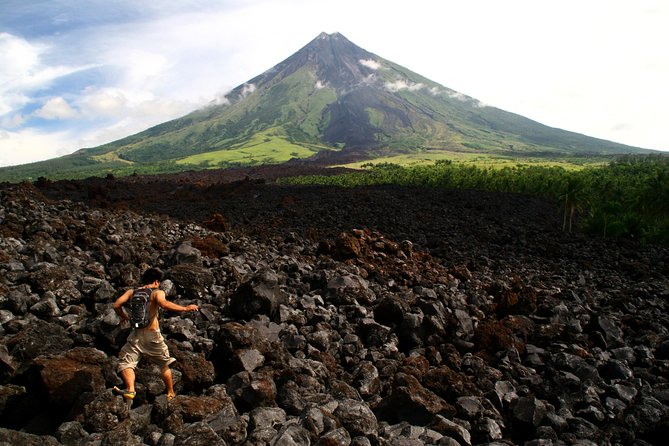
[{"x1": 118, "y1": 329, "x2": 176, "y2": 372}]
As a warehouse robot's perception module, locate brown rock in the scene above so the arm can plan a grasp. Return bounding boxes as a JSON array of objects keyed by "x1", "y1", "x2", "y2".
[
  {"x1": 34, "y1": 347, "x2": 108, "y2": 409},
  {"x1": 374, "y1": 373, "x2": 455, "y2": 425},
  {"x1": 170, "y1": 346, "x2": 216, "y2": 390}
]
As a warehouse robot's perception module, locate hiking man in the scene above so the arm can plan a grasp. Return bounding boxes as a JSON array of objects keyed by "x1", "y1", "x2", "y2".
[{"x1": 112, "y1": 267, "x2": 199, "y2": 401}]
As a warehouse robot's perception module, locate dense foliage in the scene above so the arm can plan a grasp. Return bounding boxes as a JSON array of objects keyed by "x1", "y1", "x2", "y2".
[{"x1": 281, "y1": 155, "x2": 669, "y2": 244}]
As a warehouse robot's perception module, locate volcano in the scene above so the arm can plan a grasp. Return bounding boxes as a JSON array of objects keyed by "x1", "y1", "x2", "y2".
[{"x1": 0, "y1": 32, "x2": 652, "y2": 181}]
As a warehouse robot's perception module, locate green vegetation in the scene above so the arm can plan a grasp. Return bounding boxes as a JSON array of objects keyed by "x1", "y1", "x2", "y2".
[
  {"x1": 0, "y1": 157, "x2": 188, "y2": 183},
  {"x1": 176, "y1": 127, "x2": 336, "y2": 167},
  {"x1": 336, "y1": 150, "x2": 608, "y2": 170},
  {"x1": 280, "y1": 154, "x2": 669, "y2": 245},
  {"x1": 366, "y1": 107, "x2": 385, "y2": 128}
]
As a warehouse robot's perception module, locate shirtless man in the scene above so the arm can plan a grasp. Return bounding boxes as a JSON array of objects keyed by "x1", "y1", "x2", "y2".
[{"x1": 112, "y1": 267, "x2": 199, "y2": 401}]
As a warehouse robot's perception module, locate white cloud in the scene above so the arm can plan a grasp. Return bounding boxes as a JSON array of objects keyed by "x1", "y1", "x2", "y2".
[
  {"x1": 73, "y1": 117, "x2": 145, "y2": 149},
  {"x1": 241, "y1": 83, "x2": 256, "y2": 96},
  {"x1": 0, "y1": 33, "x2": 43, "y2": 83},
  {"x1": 210, "y1": 95, "x2": 230, "y2": 106},
  {"x1": 359, "y1": 59, "x2": 382, "y2": 70},
  {"x1": 122, "y1": 49, "x2": 171, "y2": 88},
  {"x1": 427, "y1": 87, "x2": 442, "y2": 96},
  {"x1": 0, "y1": 128, "x2": 74, "y2": 167},
  {"x1": 447, "y1": 92, "x2": 464, "y2": 101},
  {"x1": 0, "y1": 32, "x2": 43, "y2": 115},
  {"x1": 0, "y1": 98, "x2": 197, "y2": 168},
  {"x1": 444, "y1": 90, "x2": 485, "y2": 108},
  {"x1": 132, "y1": 97, "x2": 194, "y2": 118},
  {"x1": 77, "y1": 88, "x2": 129, "y2": 117},
  {"x1": 384, "y1": 79, "x2": 425, "y2": 93},
  {"x1": 0, "y1": 33, "x2": 99, "y2": 117},
  {"x1": 1, "y1": 114, "x2": 26, "y2": 128},
  {"x1": 34, "y1": 97, "x2": 78, "y2": 120},
  {"x1": 88, "y1": 8, "x2": 264, "y2": 103}
]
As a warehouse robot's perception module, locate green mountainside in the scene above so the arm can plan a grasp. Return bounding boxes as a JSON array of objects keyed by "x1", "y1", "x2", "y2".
[{"x1": 0, "y1": 32, "x2": 654, "y2": 182}]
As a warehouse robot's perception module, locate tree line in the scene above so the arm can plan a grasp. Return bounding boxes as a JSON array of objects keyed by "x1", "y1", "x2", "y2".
[{"x1": 280, "y1": 155, "x2": 669, "y2": 245}]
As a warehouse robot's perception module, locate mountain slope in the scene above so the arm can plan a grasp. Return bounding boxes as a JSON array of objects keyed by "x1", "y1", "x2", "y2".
[
  {"x1": 0, "y1": 32, "x2": 653, "y2": 181},
  {"x1": 95, "y1": 33, "x2": 645, "y2": 160}
]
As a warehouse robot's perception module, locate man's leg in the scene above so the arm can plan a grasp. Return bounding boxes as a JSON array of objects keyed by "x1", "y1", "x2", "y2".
[
  {"x1": 152, "y1": 331, "x2": 176, "y2": 399},
  {"x1": 115, "y1": 332, "x2": 140, "y2": 399},
  {"x1": 161, "y1": 366, "x2": 175, "y2": 399},
  {"x1": 113, "y1": 366, "x2": 137, "y2": 400},
  {"x1": 114, "y1": 337, "x2": 139, "y2": 399},
  {"x1": 120, "y1": 367, "x2": 136, "y2": 393}
]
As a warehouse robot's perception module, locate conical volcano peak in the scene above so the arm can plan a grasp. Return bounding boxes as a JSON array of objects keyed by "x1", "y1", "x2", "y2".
[
  {"x1": 300, "y1": 31, "x2": 371, "y2": 58},
  {"x1": 37, "y1": 32, "x2": 646, "y2": 180},
  {"x1": 290, "y1": 32, "x2": 378, "y2": 90},
  {"x1": 315, "y1": 31, "x2": 349, "y2": 42},
  {"x1": 316, "y1": 31, "x2": 343, "y2": 39},
  {"x1": 220, "y1": 32, "x2": 377, "y2": 103}
]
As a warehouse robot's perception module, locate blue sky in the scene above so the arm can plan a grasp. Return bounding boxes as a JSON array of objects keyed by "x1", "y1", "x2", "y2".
[{"x1": 1, "y1": 0, "x2": 667, "y2": 167}]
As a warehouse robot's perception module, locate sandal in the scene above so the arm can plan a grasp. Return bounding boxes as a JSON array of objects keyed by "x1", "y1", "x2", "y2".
[{"x1": 112, "y1": 386, "x2": 136, "y2": 400}]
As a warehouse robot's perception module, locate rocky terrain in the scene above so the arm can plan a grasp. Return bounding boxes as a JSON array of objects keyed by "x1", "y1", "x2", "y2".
[{"x1": 1, "y1": 166, "x2": 668, "y2": 446}]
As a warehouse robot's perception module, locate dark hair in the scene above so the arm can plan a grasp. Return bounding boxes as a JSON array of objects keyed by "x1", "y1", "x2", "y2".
[{"x1": 141, "y1": 267, "x2": 164, "y2": 285}]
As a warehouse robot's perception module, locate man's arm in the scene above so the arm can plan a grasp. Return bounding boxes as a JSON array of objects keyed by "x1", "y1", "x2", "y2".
[
  {"x1": 154, "y1": 289, "x2": 199, "y2": 313},
  {"x1": 113, "y1": 289, "x2": 133, "y2": 323}
]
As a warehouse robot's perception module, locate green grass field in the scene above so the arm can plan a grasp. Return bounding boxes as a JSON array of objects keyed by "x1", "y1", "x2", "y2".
[
  {"x1": 176, "y1": 128, "x2": 337, "y2": 167},
  {"x1": 335, "y1": 149, "x2": 608, "y2": 171}
]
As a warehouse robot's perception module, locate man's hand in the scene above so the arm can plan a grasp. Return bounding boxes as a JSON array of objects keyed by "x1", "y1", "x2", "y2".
[
  {"x1": 116, "y1": 309, "x2": 130, "y2": 325},
  {"x1": 184, "y1": 304, "x2": 199, "y2": 312},
  {"x1": 113, "y1": 289, "x2": 133, "y2": 325}
]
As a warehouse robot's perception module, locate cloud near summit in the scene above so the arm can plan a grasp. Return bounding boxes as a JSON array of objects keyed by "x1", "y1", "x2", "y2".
[
  {"x1": 359, "y1": 59, "x2": 382, "y2": 70},
  {"x1": 384, "y1": 79, "x2": 425, "y2": 93}
]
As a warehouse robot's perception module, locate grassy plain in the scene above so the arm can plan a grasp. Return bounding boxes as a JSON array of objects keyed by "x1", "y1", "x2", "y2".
[
  {"x1": 335, "y1": 149, "x2": 609, "y2": 171},
  {"x1": 176, "y1": 128, "x2": 338, "y2": 167}
]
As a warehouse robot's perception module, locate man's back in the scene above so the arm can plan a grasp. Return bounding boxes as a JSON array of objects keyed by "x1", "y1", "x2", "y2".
[{"x1": 143, "y1": 288, "x2": 162, "y2": 331}]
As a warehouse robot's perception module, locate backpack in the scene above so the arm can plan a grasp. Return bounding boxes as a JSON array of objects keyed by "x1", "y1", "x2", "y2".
[{"x1": 129, "y1": 287, "x2": 153, "y2": 329}]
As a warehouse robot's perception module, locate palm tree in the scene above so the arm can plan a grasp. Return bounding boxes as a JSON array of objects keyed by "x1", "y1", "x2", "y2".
[{"x1": 560, "y1": 176, "x2": 585, "y2": 233}]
